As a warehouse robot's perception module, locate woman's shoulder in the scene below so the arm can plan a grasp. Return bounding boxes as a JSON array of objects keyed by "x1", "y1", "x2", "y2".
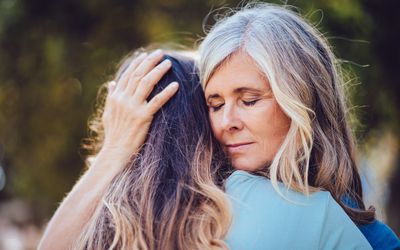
[
  {"x1": 225, "y1": 170, "x2": 331, "y2": 206},
  {"x1": 224, "y1": 170, "x2": 372, "y2": 250}
]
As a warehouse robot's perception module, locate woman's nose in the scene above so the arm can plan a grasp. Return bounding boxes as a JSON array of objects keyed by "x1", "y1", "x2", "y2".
[{"x1": 221, "y1": 105, "x2": 243, "y2": 132}]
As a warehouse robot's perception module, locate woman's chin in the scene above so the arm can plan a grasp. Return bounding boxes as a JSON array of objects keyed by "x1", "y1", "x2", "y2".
[
  {"x1": 231, "y1": 159, "x2": 264, "y2": 172},
  {"x1": 231, "y1": 157, "x2": 271, "y2": 172}
]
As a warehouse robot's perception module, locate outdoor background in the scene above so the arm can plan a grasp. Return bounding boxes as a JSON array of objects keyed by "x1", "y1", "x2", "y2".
[{"x1": 0, "y1": 0, "x2": 399, "y2": 249}]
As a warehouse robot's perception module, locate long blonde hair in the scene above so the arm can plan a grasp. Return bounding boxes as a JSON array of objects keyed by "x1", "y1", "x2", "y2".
[
  {"x1": 75, "y1": 52, "x2": 231, "y2": 249},
  {"x1": 198, "y1": 3, "x2": 375, "y2": 224}
]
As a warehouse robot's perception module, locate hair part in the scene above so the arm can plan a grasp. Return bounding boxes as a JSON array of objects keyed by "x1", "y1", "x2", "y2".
[{"x1": 198, "y1": 3, "x2": 375, "y2": 224}]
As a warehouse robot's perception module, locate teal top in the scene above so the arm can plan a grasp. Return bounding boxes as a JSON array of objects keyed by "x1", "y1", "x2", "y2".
[{"x1": 224, "y1": 170, "x2": 372, "y2": 250}]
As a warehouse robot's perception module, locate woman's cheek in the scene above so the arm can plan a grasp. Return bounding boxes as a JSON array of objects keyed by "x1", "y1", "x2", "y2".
[{"x1": 209, "y1": 113, "x2": 222, "y2": 140}]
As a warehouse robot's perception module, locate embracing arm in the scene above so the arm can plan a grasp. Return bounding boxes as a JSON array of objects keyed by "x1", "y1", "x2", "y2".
[
  {"x1": 38, "y1": 148, "x2": 129, "y2": 250},
  {"x1": 319, "y1": 195, "x2": 373, "y2": 250},
  {"x1": 342, "y1": 196, "x2": 400, "y2": 249},
  {"x1": 38, "y1": 50, "x2": 179, "y2": 250}
]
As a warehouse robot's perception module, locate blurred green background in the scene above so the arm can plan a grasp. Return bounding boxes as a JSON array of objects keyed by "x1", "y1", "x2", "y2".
[{"x1": 0, "y1": 0, "x2": 399, "y2": 248}]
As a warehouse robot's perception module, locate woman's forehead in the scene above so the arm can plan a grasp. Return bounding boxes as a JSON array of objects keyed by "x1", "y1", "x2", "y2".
[
  {"x1": 205, "y1": 79, "x2": 271, "y2": 100},
  {"x1": 205, "y1": 54, "x2": 270, "y2": 95}
]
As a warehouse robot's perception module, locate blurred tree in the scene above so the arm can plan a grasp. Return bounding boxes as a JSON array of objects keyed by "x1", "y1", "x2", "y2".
[
  {"x1": 0, "y1": 0, "x2": 241, "y2": 223},
  {"x1": 361, "y1": 0, "x2": 400, "y2": 234}
]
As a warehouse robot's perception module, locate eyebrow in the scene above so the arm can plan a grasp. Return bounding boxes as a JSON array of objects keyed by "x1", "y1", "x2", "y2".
[
  {"x1": 233, "y1": 87, "x2": 264, "y2": 94},
  {"x1": 207, "y1": 94, "x2": 221, "y2": 101},
  {"x1": 206, "y1": 87, "x2": 264, "y2": 102}
]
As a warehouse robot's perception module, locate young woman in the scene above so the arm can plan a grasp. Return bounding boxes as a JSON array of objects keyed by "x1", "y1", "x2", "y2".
[
  {"x1": 73, "y1": 53, "x2": 233, "y2": 249},
  {"x1": 39, "y1": 52, "x2": 232, "y2": 249}
]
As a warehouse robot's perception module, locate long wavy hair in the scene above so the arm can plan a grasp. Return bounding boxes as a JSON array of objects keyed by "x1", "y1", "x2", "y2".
[
  {"x1": 75, "y1": 52, "x2": 231, "y2": 249},
  {"x1": 198, "y1": 3, "x2": 375, "y2": 224}
]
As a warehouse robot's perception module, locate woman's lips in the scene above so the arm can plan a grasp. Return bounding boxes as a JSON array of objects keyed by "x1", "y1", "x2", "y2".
[{"x1": 225, "y1": 142, "x2": 254, "y2": 154}]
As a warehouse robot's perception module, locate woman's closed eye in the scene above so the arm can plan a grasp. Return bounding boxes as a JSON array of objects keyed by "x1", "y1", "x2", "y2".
[
  {"x1": 208, "y1": 99, "x2": 259, "y2": 111},
  {"x1": 208, "y1": 103, "x2": 224, "y2": 112},
  {"x1": 242, "y1": 99, "x2": 260, "y2": 106}
]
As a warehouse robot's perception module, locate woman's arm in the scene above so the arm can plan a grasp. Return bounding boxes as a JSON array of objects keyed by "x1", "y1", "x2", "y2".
[
  {"x1": 319, "y1": 195, "x2": 372, "y2": 250},
  {"x1": 342, "y1": 196, "x2": 400, "y2": 249},
  {"x1": 38, "y1": 50, "x2": 179, "y2": 250},
  {"x1": 38, "y1": 148, "x2": 129, "y2": 250}
]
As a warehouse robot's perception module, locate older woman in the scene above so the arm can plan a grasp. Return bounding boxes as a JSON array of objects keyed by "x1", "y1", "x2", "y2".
[{"x1": 198, "y1": 3, "x2": 398, "y2": 249}]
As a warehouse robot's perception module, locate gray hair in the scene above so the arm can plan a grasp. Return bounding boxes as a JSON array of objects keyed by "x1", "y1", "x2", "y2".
[{"x1": 199, "y1": 3, "x2": 375, "y2": 224}]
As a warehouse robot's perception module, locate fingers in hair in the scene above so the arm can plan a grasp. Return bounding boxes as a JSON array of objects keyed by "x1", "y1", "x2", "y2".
[
  {"x1": 117, "y1": 52, "x2": 147, "y2": 92},
  {"x1": 133, "y1": 59, "x2": 172, "y2": 99},
  {"x1": 147, "y1": 81, "x2": 179, "y2": 115},
  {"x1": 126, "y1": 50, "x2": 164, "y2": 93}
]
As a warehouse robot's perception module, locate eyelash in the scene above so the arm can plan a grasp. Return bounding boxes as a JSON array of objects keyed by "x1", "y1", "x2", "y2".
[
  {"x1": 242, "y1": 99, "x2": 259, "y2": 106},
  {"x1": 209, "y1": 99, "x2": 259, "y2": 112},
  {"x1": 209, "y1": 104, "x2": 223, "y2": 112}
]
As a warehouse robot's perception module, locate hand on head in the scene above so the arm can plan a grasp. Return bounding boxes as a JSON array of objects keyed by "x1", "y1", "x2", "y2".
[{"x1": 101, "y1": 50, "x2": 179, "y2": 165}]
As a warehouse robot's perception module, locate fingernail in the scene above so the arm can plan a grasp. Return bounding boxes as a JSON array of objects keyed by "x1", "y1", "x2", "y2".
[
  {"x1": 151, "y1": 49, "x2": 162, "y2": 57},
  {"x1": 163, "y1": 59, "x2": 171, "y2": 66},
  {"x1": 170, "y1": 82, "x2": 179, "y2": 88}
]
